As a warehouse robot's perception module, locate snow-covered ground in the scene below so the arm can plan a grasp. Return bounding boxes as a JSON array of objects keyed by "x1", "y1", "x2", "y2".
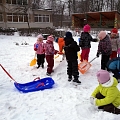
[{"x1": 0, "y1": 34, "x2": 120, "y2": 120}]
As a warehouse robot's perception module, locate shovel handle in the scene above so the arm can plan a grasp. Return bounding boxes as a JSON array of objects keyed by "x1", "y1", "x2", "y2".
[
  {"x1": 0, "y1": 64, "x2": 17, "y2": 83},
  {"x1": 34, "y1": 52, "x2": 37, "y2": 59},
  {"x1": 89, "y1": 56, "x2": 97, "y2": 63}
]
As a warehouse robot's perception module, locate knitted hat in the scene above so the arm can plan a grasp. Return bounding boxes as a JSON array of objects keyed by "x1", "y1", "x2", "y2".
[
  {"x1": 65, "y1": 32, "x2": 72, "y2": 38},
  {"x1": 96, "y1": 70, "x2": 110, "y2": 84},
  {"x1": 47, "y1": 35, "x2": 54, "y2": 42},
  {"x1": 37, "y1": 34, "x2": 43, "y2": 39},
  {"x1": 111, "y1": 28, "x2": 118, "y2": 34},
  {"x1": 98, "y1": 31, "x2": 107, "y2": 40},
  {"x1": 83, "y1": 24, "x2": 91, "y2": 32}
]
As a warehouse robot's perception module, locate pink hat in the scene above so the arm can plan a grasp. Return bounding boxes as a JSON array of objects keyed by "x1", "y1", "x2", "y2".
[
  {"x1": 47, "y1": 35, "x2": 54, "y2": 42},
  {"x1": 96, "y1": 70, "x2": 110, "y2": 84},
  {"x1": 37, "y1": 34, "x2": 43, "y2": 39},
  {"x1": 83, "y1": 24, "x2": 91, "y2": 32},
  {"x1": 98, "y1": 31, "x2": 106, "y2": 40}
]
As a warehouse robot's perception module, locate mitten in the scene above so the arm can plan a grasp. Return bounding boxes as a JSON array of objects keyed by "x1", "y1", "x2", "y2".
[
  {"x1": 34, "y1": 48, "x2": 37, "y2": 51},
  {"x1": 42, "y1": 49, "x2": 45, "y2": 53},
  {"x1": 54, "y1": 50, "x2": 59, "y2": 55},
  {"x1": 96, "y1": 52, "x2": 99, "y2": 57},
  {"x1": 90, "y1": 96, "x2": 96, "y2": 105},
  {"x1": 36, "y1": 44, "x2": 39, "y2": 49}
]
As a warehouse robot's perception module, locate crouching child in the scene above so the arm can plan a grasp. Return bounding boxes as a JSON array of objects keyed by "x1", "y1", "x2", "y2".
[
  {"x1": 107, "y1": 57, "x2": 120, "y2": 81},
  {"x1": 90, "y1": 70, "x2": 120, "y2": 114}
]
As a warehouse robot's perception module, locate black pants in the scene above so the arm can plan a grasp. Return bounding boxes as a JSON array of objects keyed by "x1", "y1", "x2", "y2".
[
  {"x1": 101, "y1": 54, "x2": 110, "y2": 70},
  {"x1": 111, "y1": 69, "x2": 120, "y2": 80},
  {"x1": 96, "y1": 92, "x2": 120, "y2": 114},
  {"x1": 37, "y1": 54, "x2": 45, "y2": 66},
  {"x1": 67, "y1": 60, "x2": 79, "y2": 79}
]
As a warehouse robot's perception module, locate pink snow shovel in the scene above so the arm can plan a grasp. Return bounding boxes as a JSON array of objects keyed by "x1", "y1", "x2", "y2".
[{"x1": 78, "y1": 57, "x2": 97, "y2": 74}]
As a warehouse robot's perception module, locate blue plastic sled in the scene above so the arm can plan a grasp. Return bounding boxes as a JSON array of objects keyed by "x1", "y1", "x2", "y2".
[{"x1": 14, "y1": 77, "x2": 55, "y2": 93}]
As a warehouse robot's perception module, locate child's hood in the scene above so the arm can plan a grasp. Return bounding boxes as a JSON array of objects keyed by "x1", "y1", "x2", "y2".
[
  {"x1": 101, "y1": 77, "x2": 118, "y2": 88},
  {"x1": 64, "y1": 37, "x2": 74, "y2": 46}
]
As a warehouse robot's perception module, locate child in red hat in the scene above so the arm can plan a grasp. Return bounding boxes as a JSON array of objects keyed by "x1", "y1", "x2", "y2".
[
  {"x1": 110, "y1": 28, "x2": 120, "y2": 59},
  {"x1": 79, "y1": 24, "x2": 93, "y2": 62}
]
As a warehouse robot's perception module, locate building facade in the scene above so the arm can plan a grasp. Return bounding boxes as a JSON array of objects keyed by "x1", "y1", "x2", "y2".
[{"x1": 0, "y1": 0, "x2": 53, "y2": 29}]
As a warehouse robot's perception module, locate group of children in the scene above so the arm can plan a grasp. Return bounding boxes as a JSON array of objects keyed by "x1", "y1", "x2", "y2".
[
  {"x1": 33, "y1": 25, "x2": 120, "y2": 114},
  {"x1": 34, "y1": 32, "x2": 81, "y2": 84},
  {"x1": 91, "y1": 28, "x2": 120, "y2": 114},
  {"x1": 34, "y1": 34, "x2": 58, "y2": 76}
]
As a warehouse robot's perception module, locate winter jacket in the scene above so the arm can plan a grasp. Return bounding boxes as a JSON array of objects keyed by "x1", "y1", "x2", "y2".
[
  {"x1": 91, "y1": 77, "x2": 120, "y2": 108},
  {"x1": 44, "y1": 40, "x2": 56, "y2": 55},
  {"x1": 97, "y1": 35, "x2": 112, "y2": 55},
  {"x1": 110, "y1": 36, "x2": 120, "y2": 51},
  {"x1": 79, "y1": 32, "x2": 93, "y2": 49},
  {"x1": 64, "y1": 37, "x2": 80, "y2": 61},
  {"x1": 58, "y1": 37, "x2": 65, "y2": 52},
  {"x1": 34, "y1": 41, "x2": 45, "y2": 54},
  {"x1": 107, "y1": 57, "x2": 120, "y2": 71}
]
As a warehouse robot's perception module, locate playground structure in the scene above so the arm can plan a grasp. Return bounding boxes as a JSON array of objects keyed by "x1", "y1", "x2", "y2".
[{"x1": 72, "y1": 11, "x2": 120, "y2": 29}]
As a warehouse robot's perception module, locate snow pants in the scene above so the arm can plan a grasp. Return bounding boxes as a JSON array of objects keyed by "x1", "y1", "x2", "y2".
[
  {"x1": 110, "y1": 51, "x2": 117, "y2": 59},
  {"x1": 96, "y1": 92, "x2": 120, "y2": 114},
  {"x1": 37, "y1": 54, "x2": 45, "y2": 66},
  {"x1": 81, "y1": 48, "x2": 90, "y2": 62},
  {"x1": 111, "y1": 69, "x2": 120, "y2": 80},
  {"x1": 67, "y1": 60, "x2": 79, "y2": 79},
  {"x1": 46, "y1": 55, "x2": 54, "y2": 74},
  {"x1": 101, "y1": 54, "x2": 110, "y2": 70}
]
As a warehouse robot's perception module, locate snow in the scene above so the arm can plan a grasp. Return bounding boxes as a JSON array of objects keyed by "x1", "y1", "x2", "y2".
[{"x1": 0, "y1": 34, "x2": 120, "y2": 120}]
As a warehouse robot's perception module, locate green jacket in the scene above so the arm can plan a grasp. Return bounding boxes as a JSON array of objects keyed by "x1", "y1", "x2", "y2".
[{"x1": 91, "y1": 77, "x2": 120, "y2": 108}]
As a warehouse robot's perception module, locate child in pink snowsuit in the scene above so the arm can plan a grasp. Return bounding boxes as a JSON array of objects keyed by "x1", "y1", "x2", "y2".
[
  {"x1": 34, "y1": 34, "x2": 45, "y2": 68},
  {"x1": 44, "y1": 35, "x2": 58, "y2": 76}
]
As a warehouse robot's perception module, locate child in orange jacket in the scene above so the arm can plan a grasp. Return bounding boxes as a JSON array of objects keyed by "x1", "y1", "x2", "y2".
[{"x1": 58, "y1": 37, "x2": 65, "y2": 60}]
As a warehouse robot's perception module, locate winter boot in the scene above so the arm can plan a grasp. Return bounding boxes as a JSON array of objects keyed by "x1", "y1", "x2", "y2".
[
  {"x1": 68, "y1": 76, "x2": 72, "y2": 82},
  {"x1": 37, "y1": 65, "x2": 40, "y2": 69},
  {"x1": 46, "y1": 72, "x2": 51, "y2": 76},
  {"x1": 73, "y1": 78, "x2": 81, "y2": 84},
  {"x1": 41, "y1": 64, "x2": 44, "y2": 68}
]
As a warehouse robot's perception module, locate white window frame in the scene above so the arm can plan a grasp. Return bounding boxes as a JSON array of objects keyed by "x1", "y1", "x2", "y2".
[
  {"x1": 7, "y1": 13, "x2": 28, "y2": 22},
  {"x1": 6, "y1": 0, "x2": 28, "y2": 5},
  {"x1": 34, "y1": 14, "x2": 50, "y2": 23}
]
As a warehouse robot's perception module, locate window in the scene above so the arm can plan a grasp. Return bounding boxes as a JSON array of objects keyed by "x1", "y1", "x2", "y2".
[
  {"x1": 34, "y1": 14, "x2": 50, "y2": 22},
  {"x1": 0, "y1": 13, "x2": 3, "y2": 21},
  {"x1": 17, "y1": 0, "x2": 28, "y2": 5},
  {"x1": 13, "y1": 14, "x2": 18, "y2": 22},
  {"x1": 43, "y1": 15, "x2": 49, "y2": 22},
  {"x1": 6, "y1": 0, "x2": 28, "y2": 5},
  {"x1": 7, "y1": 13, "x2": 28, "y2": 22},
  {"x1": 7, "y1": 13, "x2": 12, "y2": 22},
  {"x1": 24, "y1": 15, "x2": 28, "y2": 22},
  {"x1": 19, "y1": 15, "x2": 23, "y2": 22},
  {"x1": 6, "y1": 0, "x2": 16, "y2": 4}
]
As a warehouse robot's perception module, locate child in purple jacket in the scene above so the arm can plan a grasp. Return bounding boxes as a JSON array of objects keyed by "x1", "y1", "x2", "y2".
[
  {"x1": 34, "y1": 34, "x2": 45, "y2": 69},
  {"x1": 44, "y1": 35, "x2": 58, "y2": 76}
]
